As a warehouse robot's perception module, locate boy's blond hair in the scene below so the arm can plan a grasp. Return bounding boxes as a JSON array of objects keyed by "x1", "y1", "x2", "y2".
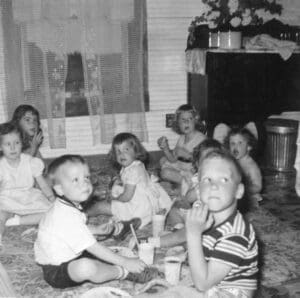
[{"x1": 198, "y1": 149, "x2": 243, "y2": 183}]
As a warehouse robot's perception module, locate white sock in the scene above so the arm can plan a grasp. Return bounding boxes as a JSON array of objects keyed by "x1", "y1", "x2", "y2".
[
  {"x1": 5, "y1": 215, "x2": 21, "y2": 227},
  {"x1": 115, "y1": 265, "x2": 129, "y2": 280}
]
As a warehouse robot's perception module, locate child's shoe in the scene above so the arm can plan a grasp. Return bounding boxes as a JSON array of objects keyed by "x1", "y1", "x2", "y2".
[{"x1": 113, "y1": 218, "x2": 141, "y2": 241}]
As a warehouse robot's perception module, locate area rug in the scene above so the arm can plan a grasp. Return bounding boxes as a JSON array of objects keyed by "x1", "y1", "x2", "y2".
[{"x1": 1, "y1": 169, "x2": 299, "y2": 297}]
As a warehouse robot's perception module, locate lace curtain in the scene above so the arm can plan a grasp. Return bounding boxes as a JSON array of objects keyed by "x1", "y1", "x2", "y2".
[{"x1": 1, "y1": 0, "x2": 148, "y2": 148}]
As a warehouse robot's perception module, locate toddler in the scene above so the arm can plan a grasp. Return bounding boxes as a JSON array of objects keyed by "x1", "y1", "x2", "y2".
[
  {"x1": 185, "y1": 150, "x2": 258, "y2": 297},
  {"x1": 0, "y1": 122, "x2": 54, "y2": 246},
  {"x1": 34, "y1": 155, "x2": 156, "y2": 289},
  {"x1": 158, "y1": 104, "x2": 206, "y2": 195},
  {"x1": 225, "y1": 125, "x2": 262, "y2": 209},
  {"x1": 12, "y1": 105, "x2": 43, "y2": 157},
  {"x1": 87, "y1": 133, "x2": 172, "y2": 227}
]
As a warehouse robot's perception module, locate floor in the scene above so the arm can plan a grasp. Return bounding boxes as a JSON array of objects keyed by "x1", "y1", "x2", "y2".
[
  {"x1": 2, "y1": 155, "x2": 300, "y2": 297},
  {"x1": 257, "y1": 169, "x2": 300, "y2": 297}
]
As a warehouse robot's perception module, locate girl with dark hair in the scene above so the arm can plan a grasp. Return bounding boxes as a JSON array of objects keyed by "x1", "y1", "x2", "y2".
[
  {"x1": 11, "y1": 104, "x2": 43, "y2": 157},
  {"x1": 87, "y1": 132, "x2": 172, "y2": 228}
]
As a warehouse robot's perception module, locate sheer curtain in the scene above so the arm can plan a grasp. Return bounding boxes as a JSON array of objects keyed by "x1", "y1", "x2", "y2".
[{"x1": 1, "y1": 0, "x2": 148, "y2": 148}]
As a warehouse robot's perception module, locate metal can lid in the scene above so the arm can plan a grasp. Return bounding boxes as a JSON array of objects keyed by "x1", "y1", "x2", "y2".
[{"x1": 264, "y1": 118, "x2": 299, "y2": 133}]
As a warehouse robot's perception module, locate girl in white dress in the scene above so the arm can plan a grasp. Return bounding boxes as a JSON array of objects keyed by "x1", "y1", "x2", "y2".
[
  {"x1": 0, "y1": 122, "x2": 54, "y2": 246},
  {"x1": 157, "y1": 104, "x2": 206, "y2": 195},
  {"x1": 11, "y1": 104, "x2": 44, "y2": 158},
  {"x1": 87, "y1": 133, "x2": 172, "y2": 227}
]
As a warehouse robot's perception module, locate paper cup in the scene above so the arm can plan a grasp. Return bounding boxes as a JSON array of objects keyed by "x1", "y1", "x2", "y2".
[
  {"x1": 164, "y1": 256, "x2": 182, "y2": 285},
  {"x1": 138, "y1": 243, "x2": 154, "y2": 265},
  {"x1": 152, "y1": 214, "x2": 165, "y2": 237}
]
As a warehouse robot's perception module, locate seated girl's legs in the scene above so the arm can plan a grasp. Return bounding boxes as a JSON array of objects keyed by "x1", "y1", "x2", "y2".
[
  {"x1": 160, "y1": 167, "x2": 183, "y2": 185},
  {"x1": 86, "y1": 200, "x2": 113, "y2": 217},
  {"x1": 5, "y1": 212, "x2": 45, "y2": 226},
  {"x1": 0, "y1": 211, "x2": 10, "y2": 243},
  {"x1": 68, "y1": 257, "x2": 121, "y2": 284},
  {"x1": 20, "y1": 213, "x2": 45, "y2": 225},
  {"x1": 159, "y1": 156, "x2": 167, "y2": 168}
]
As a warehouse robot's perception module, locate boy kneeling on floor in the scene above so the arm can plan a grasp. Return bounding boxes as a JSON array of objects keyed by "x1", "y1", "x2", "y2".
[{"x1": 34, "y1": 154, "x2": 157, "y2": 289}]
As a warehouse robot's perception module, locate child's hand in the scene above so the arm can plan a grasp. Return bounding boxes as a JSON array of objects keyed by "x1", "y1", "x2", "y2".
[
  {"x1": 111, "y1": 184, "x2": 124, "y2": 198},
  {"x1": 185, "y1": 203, "x2": 214, "y2": 235},
  {"x1": 157, "y1": 136, "x2": 169, "y2": 150},
  {"x1": 123, "y1": 257, "x2": 147, "y2": 273},
  {"x1": 31, "y1": 130, "x2": 43, "y2": 148}
]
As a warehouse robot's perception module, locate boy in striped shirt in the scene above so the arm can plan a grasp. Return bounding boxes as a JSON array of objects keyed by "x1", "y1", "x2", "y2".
[{"x1": 186, "y1": 150, "x2": 258, "y2": 297}]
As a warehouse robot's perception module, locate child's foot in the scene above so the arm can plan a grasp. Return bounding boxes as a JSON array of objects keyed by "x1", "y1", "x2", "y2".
[
  {"x1": 5, "y1": 215, "x2": 21, "y2": 227},
  {"x1": 126, "y1": 267, "x2": 161, "y2": 283},
  {"x1": 113, "y1": 218, "x2": 141, "y2": 241}
]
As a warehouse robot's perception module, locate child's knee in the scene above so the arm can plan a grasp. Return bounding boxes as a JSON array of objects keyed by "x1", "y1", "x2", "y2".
[{"x1": 69, "y1": 258, "x2": 98, "y2": 281}]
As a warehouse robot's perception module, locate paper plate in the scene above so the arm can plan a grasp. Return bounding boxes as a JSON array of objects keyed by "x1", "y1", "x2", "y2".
[
  {"x1": 109, "y1": 246, "x2": 137, "y2": 258},
  {"x1": 80, "y1": 286, "x2": 132, "y2": 298}
]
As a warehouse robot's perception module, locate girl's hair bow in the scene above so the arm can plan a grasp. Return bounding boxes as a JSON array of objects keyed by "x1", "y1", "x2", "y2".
[{"x1": 213, "y1": 122, "x2": 258, "y2": 144}]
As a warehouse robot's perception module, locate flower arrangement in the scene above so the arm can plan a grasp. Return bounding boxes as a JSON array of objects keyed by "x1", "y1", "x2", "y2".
[{"x1": 188, "y1": 0, "x2": 282, "y2": 44}]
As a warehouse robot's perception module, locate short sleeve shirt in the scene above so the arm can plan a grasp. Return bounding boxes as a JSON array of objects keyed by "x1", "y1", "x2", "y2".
[
  {"x1": 202, "y1": 211, "x2": 258, "y2": 290},
  {"x1": 34, "y1": 200, "x2": 96, "y2": 265}
]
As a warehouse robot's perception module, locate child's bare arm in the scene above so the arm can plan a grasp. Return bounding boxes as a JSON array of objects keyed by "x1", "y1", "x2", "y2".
[
  {"x1": 158, "y1": 136, "x2": 177, "y2": 163},
  {"x1": 246, "y1": 166, "x2": 262, "y2": 195},
  {"x1": 35, "y1": 175, "x2": 55, "y2": 202},
  {"x1": 111, "y1": 183, "x2": 136, "y2": 202},
  {"x1": 159, "y1": 228, "x2": 186, "y2": 247},
  {"x1": 186, "y1": 204, "x2": 231, "y2": 291},
  {"x1": 87, "y1": 242, "x2": 146, "y2": 273}
]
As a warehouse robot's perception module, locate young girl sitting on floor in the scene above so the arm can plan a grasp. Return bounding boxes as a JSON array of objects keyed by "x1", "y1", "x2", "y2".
[
  {"x1": 87, "y1": 132, "x2": 172, "y2": 228},
  {"x1": 12, "y1": 104, "x2": 44, "y2": 158},
  {"x1": 0, "y1": 122, "x2": 54, "y2": 246},
  {"x1": 157, "y1": 104, "x2": 206, "y2": 195},
  {"x1": 167, "y1": 139, "x2": 224, "y2": 229},
  {"x1": 224, "y1": 124, "x2": 262, "y2": 209}
]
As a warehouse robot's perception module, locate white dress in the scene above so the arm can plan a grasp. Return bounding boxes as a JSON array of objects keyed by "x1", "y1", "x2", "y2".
[
  {"x1": 111, "y1": 160, "x2": 172, "y2": 227},
  {"x1": 0, "y1": 154, "x2": 51, "y2": 215}
]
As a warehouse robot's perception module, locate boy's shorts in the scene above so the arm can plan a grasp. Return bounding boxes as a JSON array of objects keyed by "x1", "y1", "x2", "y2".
[{"x1": 40, "y1": 251, "x2": 96, "y2": 289}]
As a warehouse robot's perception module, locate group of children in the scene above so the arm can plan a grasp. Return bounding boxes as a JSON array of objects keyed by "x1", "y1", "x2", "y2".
[{"x1": 0, "y1": 103, "x2": 262, "y2": 297}]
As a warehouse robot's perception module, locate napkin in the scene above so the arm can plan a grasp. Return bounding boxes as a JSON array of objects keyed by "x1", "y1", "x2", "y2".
[{"x1": 245, "y1": 34, "x2": 297, "y2": 61}]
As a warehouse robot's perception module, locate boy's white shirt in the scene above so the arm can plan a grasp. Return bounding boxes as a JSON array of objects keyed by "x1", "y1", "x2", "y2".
[{"x1": 34, "y1": 199, "x2": 96, "y2": 265}]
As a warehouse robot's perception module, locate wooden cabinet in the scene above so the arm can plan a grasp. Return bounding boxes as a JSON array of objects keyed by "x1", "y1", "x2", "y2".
[{"x1": 188, "y1": 50, "x2": 300, "y2": 136}]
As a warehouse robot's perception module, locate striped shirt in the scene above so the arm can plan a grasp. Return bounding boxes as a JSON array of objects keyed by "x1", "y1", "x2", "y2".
[{"x1": 202, "y1": 211, "x2": 258, "y2": 290}]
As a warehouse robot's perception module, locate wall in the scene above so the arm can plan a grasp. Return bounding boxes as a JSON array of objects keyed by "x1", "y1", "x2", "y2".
[{"x1": 0, "y1": 0, "x2": 298, "y2": 158}]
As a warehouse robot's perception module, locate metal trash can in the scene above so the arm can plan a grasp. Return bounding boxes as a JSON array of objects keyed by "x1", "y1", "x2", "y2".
[{"x1": 264, "y1": 118, "x2": 299, "y2": 172}]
